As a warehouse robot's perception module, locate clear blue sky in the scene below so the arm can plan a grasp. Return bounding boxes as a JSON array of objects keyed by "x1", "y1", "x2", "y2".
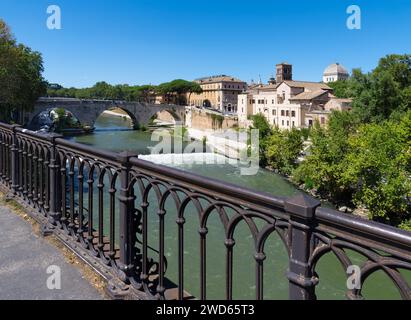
[{"x1": 1, "y1": 0, "x2": 410, "y2": 87}]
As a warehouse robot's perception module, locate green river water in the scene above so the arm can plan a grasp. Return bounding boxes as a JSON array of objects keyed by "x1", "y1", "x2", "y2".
[{"x1": 68, "y1": 114, "x2": 409, "y2": 300}]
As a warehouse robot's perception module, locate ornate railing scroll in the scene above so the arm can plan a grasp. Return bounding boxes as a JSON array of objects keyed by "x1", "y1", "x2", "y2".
[
  {"x1": 311, "y1": 207, "x2": 411, "y2": 300},
  {"x1": 0, "y1": 121, "x2": 410, "y2": 300},
  {"x1": 53, "y1": 138, "x2": 122, "y2": 268},
  {"x1": 125, "y1": 157, "x2": 293, "y2": 300},
  {"x1": 0, "y1": 123, "x2": 14, "y2": 188}
]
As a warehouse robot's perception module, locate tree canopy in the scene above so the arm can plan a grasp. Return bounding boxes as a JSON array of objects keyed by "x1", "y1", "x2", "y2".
[
  {"x1": 47, "y1": 79, "x2": 202, "y2": 105},
  {"x1": 327, "y1": 54, "x2": 411, "y2": 123},
  {"x1": 256, "y1": 53, "x2": 410, "y2": 230},
  {"x1": 0, "y1": 19, "x2": 47, "y2": 122},
  {"x1": 294, "y1": 54, "x2": 411, "y2": 230}
]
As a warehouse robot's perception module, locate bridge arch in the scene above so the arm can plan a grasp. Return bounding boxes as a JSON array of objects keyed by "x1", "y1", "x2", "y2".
[
  {"x1": 148, "y1": 109, "x2": 182, "y2": 126},
  {"x1": 95, "y1": 107, "x2": 139, "y2": 129},
  {"x1": 24, "y1": 98, "x2": 186, "y2": 130},
  {"x1": 27, "y1": 107, "x2": 84, "y2": 131}
]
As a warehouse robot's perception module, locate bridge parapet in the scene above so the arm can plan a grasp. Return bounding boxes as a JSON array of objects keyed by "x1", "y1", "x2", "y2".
[
  {"x1": 24, "y1": 97, "x2": 186, "y2": 128},
  {"x1": 0, "y1": 121, "x2": 410, "y2": 300}
]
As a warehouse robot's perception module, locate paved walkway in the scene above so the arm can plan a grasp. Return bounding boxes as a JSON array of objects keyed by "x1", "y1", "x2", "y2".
[{"x1": 0, "y1": 205, "x2": 104, "y2": 300}]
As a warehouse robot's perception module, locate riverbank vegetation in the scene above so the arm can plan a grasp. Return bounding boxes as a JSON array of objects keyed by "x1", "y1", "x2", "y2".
[
  {"x1": 254, "y1": 54, "x2": 411, "y2": 230},
  {"x1": 47, "y1": 79, "x2": 202, "y2": 105},
  {"x1": 0, "y1": 19, "x2": 46, "y2": 123}
]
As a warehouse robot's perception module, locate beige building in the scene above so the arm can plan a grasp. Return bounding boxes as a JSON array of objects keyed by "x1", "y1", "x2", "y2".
[
  {"x1": 305, "y1": 98, "x2": 352, "y2": 126},
  {"x1": 188, "y1": 75, "x2": 247, "y2": 114},
  {"x1": 323, "y1": 63, "x2": 349, "y2": 83},
  {"x1": 238, "y1": 63, "x2": 351, "y2": 129}
]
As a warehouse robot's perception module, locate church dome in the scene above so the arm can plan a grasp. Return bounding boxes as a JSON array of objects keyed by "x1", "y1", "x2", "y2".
[{"x1": 323, "y1": 63, "x2": 349, "y2": 76}]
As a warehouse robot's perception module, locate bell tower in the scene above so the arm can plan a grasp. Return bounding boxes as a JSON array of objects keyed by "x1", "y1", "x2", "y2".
[{"x1": 276, "y1": 62, "x2": 292, "y2": 83}]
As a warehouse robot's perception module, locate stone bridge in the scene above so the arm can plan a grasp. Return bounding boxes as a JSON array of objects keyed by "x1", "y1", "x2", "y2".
[{"x1": 23, "y1": 97, "x2": 186, "y2": 128}]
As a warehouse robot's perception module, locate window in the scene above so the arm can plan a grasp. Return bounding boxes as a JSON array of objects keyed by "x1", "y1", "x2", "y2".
[
  {"x1": 287, "y1": 121, "x2": 289, "y2": 126},
  {"x1": 272, "y1": 99, "x2": 274, "y2": 104},
  {"x1": 292, "y1": 121, "x2": 295, "y2": 127},
  {"x1": 282, "y1": 120, "x2": 284, "y2": 126},
  {"x1": 291, "y1": 111, "x2": 295, "y2": 117},
  {"x1": 321, "y1": 117, "x2": 325, "y2": 124},
  {"x1": 242, "y1": 108, "x2": 244, "y2": 113},
  {"x1": 286, "y1": 110, "x2": 289, "y2": 117},
  {"x1": 241, "y1": 99, "x2": 244, "y2": 104},
  {"x1": 249, "y1": 99, "x2": 252, "y2": 104},
  {"x1": 272, "y1": 109, "x2": 276, "y2": 116},
  {"x1": 273, "y1": 119, "x2": 276, "y2": 125},
  {"x1": 252, "y1": 99, "x2": 255, "y2": 104},
  {"x1": 281, "y1": 110, "x2": 285, "y2": 116}
]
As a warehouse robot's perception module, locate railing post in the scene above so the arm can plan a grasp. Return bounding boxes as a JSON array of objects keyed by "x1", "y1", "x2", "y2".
[
  {"x1": 117, "y1": 151, "x2": 138, "y2": 281},
  {"x1": 285, "y1": 193, "x2": 320, "y2": 300},
  {"x1": 11, "y1": 125, "x2": 22, "y2": 195},
  {"x1": 48, "y1": 133, "x2": 63, "y2": 227}
]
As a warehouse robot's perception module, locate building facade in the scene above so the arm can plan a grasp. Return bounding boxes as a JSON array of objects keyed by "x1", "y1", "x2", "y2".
[
  {"x1": 187, "y1": 75, "x2": 247, "y2": 114},
  {"x1": 323, "y1": 63, "x2": 349, "y2": 83},
  {"x1": 238, "y1": 63, "x2": 352, "y2": 129},
  {"x1": 304, "y1": 98, "x2": 352, "y2": 127}
]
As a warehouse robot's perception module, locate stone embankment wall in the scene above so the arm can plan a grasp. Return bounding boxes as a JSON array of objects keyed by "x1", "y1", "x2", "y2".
[{"x1": 186, "y1": 108, "x2": 238, "y2": 130}]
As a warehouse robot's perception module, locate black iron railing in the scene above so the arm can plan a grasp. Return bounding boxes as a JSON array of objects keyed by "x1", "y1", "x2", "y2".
[{"x1": 0, "y1": 122, "x2": 410, "y2": 300}]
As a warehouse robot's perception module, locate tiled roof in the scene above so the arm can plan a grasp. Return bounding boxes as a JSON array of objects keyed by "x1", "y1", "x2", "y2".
[
  {"x1": 195, "y1": 75, "x2": 245, "y2": 83},
  {"x1": 289, "y1": 89, "x2": 329, "y2": 101},
  {"x1": 323, "y1": 63, "x2": 349, "y2": 76},
  {"x1": 282, "y1": 80, "x2": 332, "y2": 91}
]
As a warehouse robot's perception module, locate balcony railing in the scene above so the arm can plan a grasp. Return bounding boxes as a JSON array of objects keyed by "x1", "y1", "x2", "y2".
[{"x1": 0, "y1": 122, "x2": 410, "y2": 300}]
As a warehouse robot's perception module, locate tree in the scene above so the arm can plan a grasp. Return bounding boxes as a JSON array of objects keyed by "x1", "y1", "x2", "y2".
[
  {"x1": 265, "y1": 127, "x2": 303, "y2": 175},
  {"x1": 328, "y1": 54, "x2": 411, "y2": 123},
  {"x1": 156, "y1": 79, "x2": 202, "y2": 105},
  {"x1": 0, "y1": 19, "x2": 47, "y2": 122},
  {"x1": 187, "y1": 82, "x2": 203, "y2": 105},
  {"x1": 293, "y1": 111, "x2": 358, "y2": 201},
  {"x1": 341, "y1": 112, "x2": 411, "y2": 226},
  {"x1": 327, "y1": 79, "x2": 351, "y2": 98},
  {"x1": 373, "y1": 54, "x2": 411, "y2": 89},
  {"x1": 249, "y1": 113, "x2": 272, "y2": 166}
]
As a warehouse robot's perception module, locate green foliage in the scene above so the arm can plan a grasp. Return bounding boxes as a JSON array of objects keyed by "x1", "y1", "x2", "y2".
[
  {"x1": 0, "y1": 19, "x2": 47, "y2": 122},
  {"x1": 292, "y1": 112, "x2": 359, "y2": 202},
  {"x1": 327, "y1": 80, "x2": 351, "y2": 98},
  {"x1": 148, "y1": 113, "x2": 158, "y2": 125},
  {"x1": 293, "y1": 53, "x2": 411, "y2": 230},
  {"x1": 293, "y1": 110, "x2": 411, "y2": 229},
  {"x1": 341, "y1": 112, "x2": 411, "y2": 225},
  {"x1": 251, "y1": 113, "x2": 271, "y2": 138},
  {"x1": 250, "y1": 114, "x2": 304, "y2": 174},
  {"x1": 327, "y1": 54, "x2": 411, "y2": 123},
  {"x1": 250, "y1": 114, "x2": 272, "y2": 165},
  {"x1": 157, "y1": 79, "x2": 202, "y2": 105},
  {"x1": 48, "y1": 82, "x2": 157, "y2": 102},
  {"x1": 47, "y1": 78, "x2": 201, "y2": 106},
  {"x1": 299, "y1": 127, "x2": 310, "y2": 140},
  {"x1": 265, "y1": 127, "x2": 303, "y2": 175},
  {"x1": 52, "y1": 108, "x2": 81, "y2": 131}
]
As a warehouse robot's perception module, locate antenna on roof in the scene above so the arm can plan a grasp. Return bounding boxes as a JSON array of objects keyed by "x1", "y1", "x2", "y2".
[{"x1": 258, "y1": 74, "x2": 262, "y2": 85}]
